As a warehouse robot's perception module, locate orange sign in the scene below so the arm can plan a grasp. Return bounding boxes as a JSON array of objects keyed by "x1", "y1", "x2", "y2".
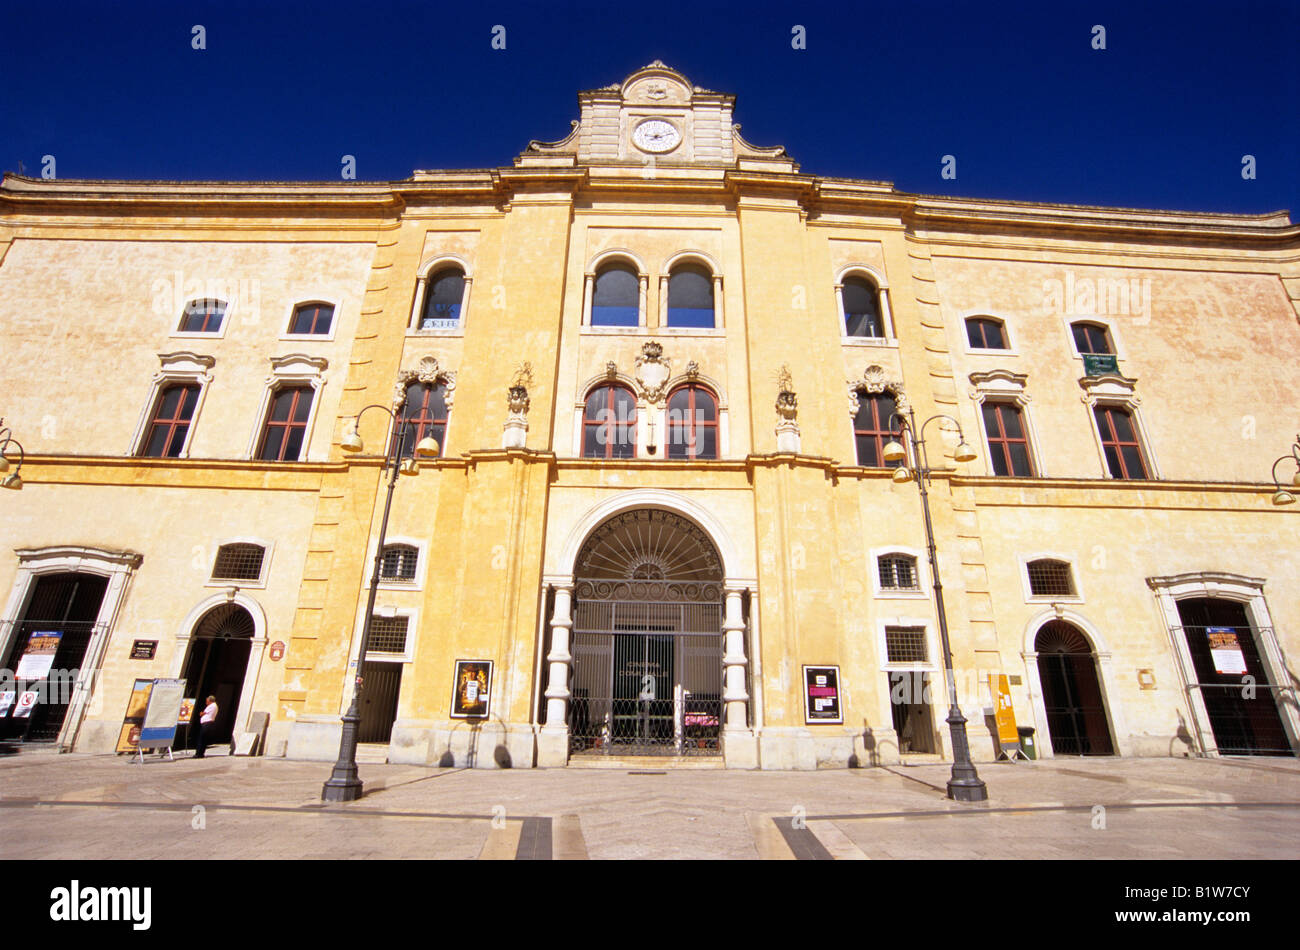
[{"x1": 989, "y1": 674, "x2": 1019, "y2": 752}]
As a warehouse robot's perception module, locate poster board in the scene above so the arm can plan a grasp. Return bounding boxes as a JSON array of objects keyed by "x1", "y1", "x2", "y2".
[
  {"x1": 450, "y1": 660, "x2": 492, "y2": 718},
  {"x1": 0, "y1": 691, "x2": 15, "y2": 717},
  {"x1": 989, "y1": 674, "x2": 1021, "y2": 758},
  {"x1": 802, "y1": 665, "x2": 843, "y2": 724},
  {"x1": 115, "y1": 679, "x2": 154, "y2": 754},
  {"x1": 137, "y1": 678, "x2": 186, "y2": 749},
  {"x1": 1207, "y1": 628, "x2": 1248, "y2": 675},
  {"x1": 15, "y1": 631, "x2": 61, "y2": 681}
]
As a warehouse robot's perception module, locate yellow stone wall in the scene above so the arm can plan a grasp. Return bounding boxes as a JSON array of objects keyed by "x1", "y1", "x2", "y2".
[{"x1": 1, "y1": 66, "x2": 1296, "y2": 768}]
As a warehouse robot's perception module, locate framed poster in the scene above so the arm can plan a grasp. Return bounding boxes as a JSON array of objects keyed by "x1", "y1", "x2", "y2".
[
  {"x1": 450, "y1": 660, "x2": 493, "y2": 719},
  {"x1": 802, "y1": 665, "x2": 843, "y2": 724},
  {"x1": 15, "y1": 631, "x2": 61, "y2": 681},
  {"x1": 1207, "y1": 627, "x2": 1248, "y2": 675}
]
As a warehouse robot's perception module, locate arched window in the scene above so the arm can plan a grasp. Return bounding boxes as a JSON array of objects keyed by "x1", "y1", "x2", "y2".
[
  {"x1": 842, "y1": 277, "x2": 884, "y2": 338},
  {"x1": 667, "y1": 264, "x2": 715, "y2": 328},
  {"x1": 140, "y1": 383, "x2": 200, "y2": 458},
  {"x1": 965, "y1": 316, "x2": 1007, "y2": 350},
  {"x1": 420, "y1": 268, "x2": 465, "y2": 330},
  {"x1": 591, "y1": 263, "x2": 639, "y2": 327},
  {"x1": 289, "y1": 302, "x2": 334, "y2": 336},
  {"x1": 178, "y1": 299, "x2": 226, "y2": 334},
  {"x1": 380, "y1": 543, "x2": 419, "y2": 582},
  {"x1": 582, "y1": 384, "x2": 636, "y2": 459},
  {"x1": 853, "y1": 391, "x2": 903, "y2": 467},
  {"x1": 1071, "y1": 321, "x2": 1113, "y2": 355},
  {"x1": 396, "y1": 381, "x2": 449, "y2": 457},
  {"x1": 666, "y1": 384, "x2": 718, "y2": 460}
]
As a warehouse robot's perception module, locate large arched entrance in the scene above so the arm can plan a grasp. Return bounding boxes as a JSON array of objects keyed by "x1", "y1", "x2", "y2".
[
  {"x1": 567, "y1": 509, "x2": 725, "y2": 756},
  {"x1": 177, "y1": 603, "x2": 255, "y2": 750},
  {"x1": 1035, "y1": 621, "x2": 1114, "y2": 755}
]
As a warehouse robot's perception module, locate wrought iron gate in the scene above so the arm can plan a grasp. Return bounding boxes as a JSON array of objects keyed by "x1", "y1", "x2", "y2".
[{"x1": 569, "y1": 600, "x2": 723, "y2": 756}]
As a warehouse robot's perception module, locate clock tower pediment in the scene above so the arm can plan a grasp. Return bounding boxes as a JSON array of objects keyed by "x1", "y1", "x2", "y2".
[{"x1": 520, "y1": 61, "x2": 793, "y2": 170}]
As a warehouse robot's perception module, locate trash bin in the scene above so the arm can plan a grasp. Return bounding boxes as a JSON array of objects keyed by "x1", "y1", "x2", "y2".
[{"x1": 1018, "y1": 726, "x2": 1037, "y2": 760}]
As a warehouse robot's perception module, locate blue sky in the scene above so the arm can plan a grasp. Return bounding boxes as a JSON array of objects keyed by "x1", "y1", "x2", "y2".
[{"x1": 2, "y1": 0, "x2": 1296, "y2": 215}]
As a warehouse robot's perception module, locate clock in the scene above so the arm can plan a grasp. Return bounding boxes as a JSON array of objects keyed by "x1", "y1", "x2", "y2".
[{"x1": 633, "y1": 119, "x2": 681, "y2": 154}]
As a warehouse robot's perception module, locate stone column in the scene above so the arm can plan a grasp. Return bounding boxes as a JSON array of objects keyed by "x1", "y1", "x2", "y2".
[
  {"x1": 582, "y1": 274, "x2": 594, "y2": 326},
  {"x1": 721, "y1": 586, "x2": 758, "y2": 768},
  {"x1": 712, "y1": 275, "x2": 724, "y2": 328},
  {"x1": 537, "y1": 583, "x2": 574, "y2": 767},
  {"x1": 638, "y1": 274, "x2": 648, "y2": 327}
]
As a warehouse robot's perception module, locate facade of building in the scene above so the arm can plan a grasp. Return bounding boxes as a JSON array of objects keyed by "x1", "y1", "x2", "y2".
[{"x1": 1, "y1": 62, "x2": 1297, "y2": 769}]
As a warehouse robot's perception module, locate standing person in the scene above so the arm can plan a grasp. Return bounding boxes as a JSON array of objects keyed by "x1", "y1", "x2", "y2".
[{"x1": 194, "y1": 695, "x2": 218, "y2": 758}]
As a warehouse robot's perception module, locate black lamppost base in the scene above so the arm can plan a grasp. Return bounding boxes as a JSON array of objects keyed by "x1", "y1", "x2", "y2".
[
  {"x1": 946, "y1": 778, "x2": 989, "y2": 802},
  {"x1": 321, "y1": 775, "x2": 364, "y2": 802}
]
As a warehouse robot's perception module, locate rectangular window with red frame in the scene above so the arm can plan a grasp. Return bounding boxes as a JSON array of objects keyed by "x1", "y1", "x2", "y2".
[
  {"x1": 1094, "y1": 405, "x2": 1149, "y2": 479},
  {"x1": 258, "y1": 386, "x2": 313, "y2": 461},
  {"x1": 981, "y1": 401, "x2": 1034, "y2": 476},
  {"x1": 140, "y1": 383, "x2": 200, "y2": 457}
]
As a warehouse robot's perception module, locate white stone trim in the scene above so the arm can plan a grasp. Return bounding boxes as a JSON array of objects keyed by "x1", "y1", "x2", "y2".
[
  {"x1": 1018, "y1": 552, "x2": 1085, "y2": 604},
  {"x1": 968, "y1": 370, "x2": 1046, "y2": 477},
  {"x1": 1078, "y1": 376, "x2": 1161, "y2": 480},
  {"x1": 350, "y1": 602, "x2": 420, "y2": 665},
  {"x1": 585, "y1": 251, "x2": 649, "y2": 328},
  {"x1": 869, "y1": 546, "x2": 930, "y2": 600},
  {"x1": 1063, "y1": 314, "x2": 1128, "y2": 363},
  {"x1": 1146, "y1": 572, "x2": 1299, "y2": 757},
  {"x1": 1, "y1": 546, "x2": 143, "y2": 751},
  {"x1": 958, "y1": 309, "x2": 1019, "y2": 356},
  {"x1": 279, "y1": 297, "x2": 342, "y2": 342},
  {"x1": 409, "y1": 255, "x2": 473, "y2": 335},
  {"x1": 172, "y1": 592, "x2": 269, "y2": 742},
  {"x1": 1019, "y1": 608, "x2": 1130, "y2": 758},
  {"x1": 835, "y1": 264, "x2": 895, "y2": 342},
  {"x1": 204, "y1": 536, "x2": 275, "y2": 589},
  {"x1": 554, "y1": 489, "x2": 745, "y2": 584},
  {"x1": 169, "y1": 296, "x2": 233, "y2": 341},
  {"x1": 660, "y1": 250, "x2": 722, "y2": 330},
  {"x1": 128, "y1": 351, "x2": 216, "y2": 459},
  {"x1": 367, "y1": 534, "x2": 430, "y2": 593},
  {"x1": 245, "y1": 354, "x2": 329, "y2": 462}
]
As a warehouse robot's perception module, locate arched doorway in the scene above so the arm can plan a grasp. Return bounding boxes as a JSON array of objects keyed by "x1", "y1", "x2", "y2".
[
  {"x1": 1035, "y1": 621, "x2": 1114, "y2": 755},
  {"x1": 568, "y1": 509, "x2": 725, "y2": 756},
  {"x1": 1175, "y1": 598, "x2": 1291, "y2": 755},
  {"x1": 177, "y1": 603, "x2": 254, "y2": 750}
]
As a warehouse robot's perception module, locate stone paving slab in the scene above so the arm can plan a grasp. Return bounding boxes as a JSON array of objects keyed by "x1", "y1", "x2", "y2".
[{"x1": 0, "y1": 750, "x2": 1296, "y2": 859}]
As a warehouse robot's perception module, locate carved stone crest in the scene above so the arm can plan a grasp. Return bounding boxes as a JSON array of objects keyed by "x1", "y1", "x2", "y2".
[
  {"x1": 394, "y1": 355, "x2": 456, "y2": 409},
  {"x1": 847, "y1": 364, "x2": 908, "y2": 415},
  {"x1": 634, "y1": 341, "x2": 672, "y2": 406}
]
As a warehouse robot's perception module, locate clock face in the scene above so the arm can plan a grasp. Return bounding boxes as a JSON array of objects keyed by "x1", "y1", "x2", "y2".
[{"x1": 633, "y1": 119, "x2": 681, "y2": 154}]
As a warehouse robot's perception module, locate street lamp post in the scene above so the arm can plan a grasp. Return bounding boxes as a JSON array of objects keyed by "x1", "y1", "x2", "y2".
[
  {"x1": 884, "y1": 408, "x2": 988, "y2": 803},
  {"x1": 0, "y1": 418, "x2": 26, "y2": 490},
  {"x1": 322, "y1": 404, "x2": 439, "y2": 803},
  {"x1": 1269, "y1": 434, "x2": 1300, "y2": 506}
]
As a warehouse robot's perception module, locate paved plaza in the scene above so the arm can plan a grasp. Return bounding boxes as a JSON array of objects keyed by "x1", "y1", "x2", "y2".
[{"x1": 2, "y1": 749, "x2": 1296, "y2": 860}]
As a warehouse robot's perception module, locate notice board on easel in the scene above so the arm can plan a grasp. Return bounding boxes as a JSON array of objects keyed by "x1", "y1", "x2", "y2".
[{"x1": 137, "y1": 678, "x2": 186, "y2": 750}]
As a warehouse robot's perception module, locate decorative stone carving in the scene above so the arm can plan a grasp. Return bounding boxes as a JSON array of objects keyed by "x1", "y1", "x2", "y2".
[
  {"x1": 604, "y1": 360, "x2": 618, "y2": 379},
  {"x1": 503, "y1": 362, "x2": 532, "y2": 449},
  {"x1": 775, "y1": 364, "x2": 801, "y2": 453},
  {"x1": 847, "y1": 364, "x2": 909, "y2": 415},
  {"x1": 634, "y1": 341, "x2": 672, "y2": 406},
  {"x1": 685, "y1": 360, "x2": 700, "y2": 380},
  {"x1": 394, "y1": 355, "x2": 456, "y2": 410}
]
